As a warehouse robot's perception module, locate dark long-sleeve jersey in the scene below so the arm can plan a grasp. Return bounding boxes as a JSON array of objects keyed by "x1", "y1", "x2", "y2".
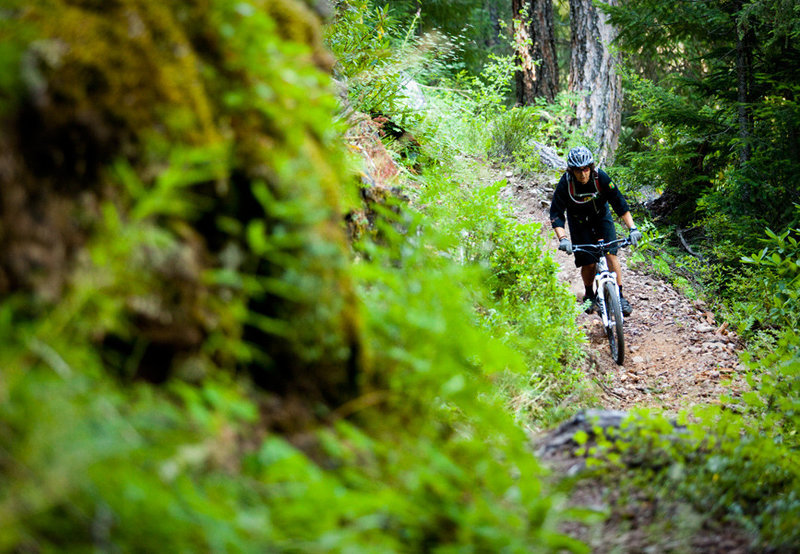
[{"x1": 549, "y1": 168, "x2": 629, "y2": 230}]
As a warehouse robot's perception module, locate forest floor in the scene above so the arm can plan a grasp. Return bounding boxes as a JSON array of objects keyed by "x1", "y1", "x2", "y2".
[{"x1": 493, "y1": 165, "x2": 754, "y2": 553}]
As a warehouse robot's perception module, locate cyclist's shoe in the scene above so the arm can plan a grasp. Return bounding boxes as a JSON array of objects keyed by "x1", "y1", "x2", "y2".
[
  {"x1": 620, "y1": 296, "x2": 632, "y2": 317},
  {"x1": 581, "y1": 294, "x2": 598, "y2": 314}
]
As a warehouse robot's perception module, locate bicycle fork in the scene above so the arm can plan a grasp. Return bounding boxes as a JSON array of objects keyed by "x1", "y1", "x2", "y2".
[{"x1": 592, "y1": 258, "x2": 622, "y2": 327}]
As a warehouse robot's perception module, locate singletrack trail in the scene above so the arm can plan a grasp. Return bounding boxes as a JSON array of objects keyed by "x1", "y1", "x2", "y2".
[{"x1": 498, "y1": 169, "x2": 746, "y2": 414}]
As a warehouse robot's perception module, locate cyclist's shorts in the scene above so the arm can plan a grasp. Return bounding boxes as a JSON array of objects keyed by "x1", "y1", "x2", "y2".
[{"x1": 568, "y1": 208, "x2": 617, "y2": 267}]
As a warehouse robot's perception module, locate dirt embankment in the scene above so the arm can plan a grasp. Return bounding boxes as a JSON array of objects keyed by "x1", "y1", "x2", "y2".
[{"x1": 499, "y1": 170, "x2": 746, "y2": 415}]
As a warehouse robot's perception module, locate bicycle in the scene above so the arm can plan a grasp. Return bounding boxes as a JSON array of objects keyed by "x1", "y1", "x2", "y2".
[{"x1": 569, "y1": 238, "x2": 631, "y2": 365}]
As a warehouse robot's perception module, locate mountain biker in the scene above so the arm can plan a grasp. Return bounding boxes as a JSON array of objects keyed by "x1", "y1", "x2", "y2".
[{"x1": 549, "y1": 146, "x2": 642, "y2": 316}]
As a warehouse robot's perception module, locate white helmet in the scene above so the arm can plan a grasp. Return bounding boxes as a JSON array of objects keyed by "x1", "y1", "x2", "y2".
[{"x1": 567, "y1": 146, "x2": 594, "y2": 168}]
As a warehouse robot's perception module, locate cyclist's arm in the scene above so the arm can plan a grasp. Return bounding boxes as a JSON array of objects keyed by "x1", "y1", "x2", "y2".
[
  {"x1": 549, "y1": 176, "x2": 569, "y2": 240},
  {"x1": 598, "y1": 170, "x2": 630, "y2": 217},
  {"x1": 620, "y1": 211, "x2": 636, "y2": 231},
  {"x1": 597, "y1": 171, "x2": 638, "y2": 231}
]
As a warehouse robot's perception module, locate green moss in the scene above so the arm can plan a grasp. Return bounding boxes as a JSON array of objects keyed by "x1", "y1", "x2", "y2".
[
  {"x1": 24, "y1": 0, "x2": 219, "y2": 146},
  {"x1": 2, "y1": 0, "x2": 365, "y2": 405}
]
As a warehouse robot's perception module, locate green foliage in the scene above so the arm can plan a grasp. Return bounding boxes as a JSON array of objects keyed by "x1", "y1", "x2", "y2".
[
  {"x1": 0, "y1": 0, "x2": 30, "y2": 116},
  {"x1": 739, "y1": 332, "x2": 800, "y2": 447},
  {"x1": 0, "y1": 1, "x2": 602, "y2": 551},
  {"x1": 487, "y1": 92, "x2": 590, "y2": 177},
  {"x1": 614, "y1": 73, "x2": 726, "y2": 224},
  {"x1": 425, "y1": 63, "x2": 584, "y2": 176},
  {"x1": 622, "y1": 220, "x2": 705, "y2": 300},
  {"x1": 325, "y1": 0, "x2": 458, "y2": 128},
  {"x1": 440, "y1": 52, "x2": 517, "y2": 121},
  {"x1": 385, "y1": 0, "x2": 513, "y2": 77},
  {"x1": 325, "y1": 0, "x2": 408, "y2": 116},
  {"x1": 403, "y1": 50, "x2": 520, "y2": 158},
  {"x1": 488, "y1": 105, "x2": 541, "y2": 162},
  {"x1": 350, "y1": 211, "x2": 583, "y2": 551},
  {"x1": 610, "y1": 0, "x2": 800, "y2": 258},
  {"x1": 577, "y1": 406, "x2": 800, "y2": 551},
  {"x1": 409, "y1": 163, "x2": 588, "y2": 424},
  {"x1": 740, "y1": 223, "x2": 800, "y2": 331}
]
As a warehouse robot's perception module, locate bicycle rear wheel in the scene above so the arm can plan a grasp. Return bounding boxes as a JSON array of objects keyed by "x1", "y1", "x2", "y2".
[{"x1": 603, "y1": 281, "x2": 625, "y2": 365}]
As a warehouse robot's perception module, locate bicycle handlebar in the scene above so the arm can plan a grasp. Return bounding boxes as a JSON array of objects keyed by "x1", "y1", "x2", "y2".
[{"x1": 571, "y1": 237, "x2": 631, "y2": 256}]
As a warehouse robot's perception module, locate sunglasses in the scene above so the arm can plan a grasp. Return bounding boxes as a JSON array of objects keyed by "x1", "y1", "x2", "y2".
[{"x1": 573, "y1": 165, "x2": 592, "y2": 173}]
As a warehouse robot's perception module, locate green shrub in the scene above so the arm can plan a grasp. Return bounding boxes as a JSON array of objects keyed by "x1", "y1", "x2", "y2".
[
  {"x1": 409, "y1": 161, "x2": 588, "y2": 425},
  {"x1": 741, "y1": 224, "x2": 800, "y2": 332},
  {"x1": 325, "y1": 0, "x2": 408, "y2": 116},
  {"x1": 580, "y1": 404, "x2": 800, "y2": 551},
  {"x1": 488, "y1": 106, "x2": 540, "y2": 161}
]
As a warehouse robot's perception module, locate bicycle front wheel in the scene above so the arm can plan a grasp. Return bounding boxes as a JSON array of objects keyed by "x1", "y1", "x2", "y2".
[{"x1": 603, "y1": 281, "x2": 625, "y2": 365}]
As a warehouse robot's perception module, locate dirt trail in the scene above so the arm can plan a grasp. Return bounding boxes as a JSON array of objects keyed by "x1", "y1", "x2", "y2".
[
  {"x1": 498, "y1": 169, "x2": 746, "y2": 414},
  {"x1": 494, "y1": 164, "x2": 753, "y2": 551}
]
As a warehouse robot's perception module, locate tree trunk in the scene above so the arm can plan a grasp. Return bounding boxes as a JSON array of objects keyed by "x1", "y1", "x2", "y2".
[
  {"x1": 513, "y1": 0, "x2": 559, "y2": 105},
  {"x1": 568, "y1": 0, "x2": 623, "y2": 165},
  {"x1": 735, "y1": 12, "x2": 754, "y2": 166},
  {"x1": 486, "y1": 0, "x2": 503, "y2": 51}
]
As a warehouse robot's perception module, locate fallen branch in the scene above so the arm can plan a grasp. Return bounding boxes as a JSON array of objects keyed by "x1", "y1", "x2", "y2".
[
  {"x1": 530, "y1": 140, "x2": 566, "y2": 170},
  {"x1": 676, "y1": 228, "x2": 704, "y2": 261},
  {"x1": 533, "y1": 409, "x2": 687, "y2": 461}
]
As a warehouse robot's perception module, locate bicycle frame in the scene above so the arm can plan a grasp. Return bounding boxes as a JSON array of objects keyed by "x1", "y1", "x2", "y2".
[
  {"x1": 566, "y1": 237, "x2": 631, "y2": 364},
  {"x1": 592, "y1": 255, "x2": 621, "y2": 327},
  {"x1": 570, "y1": 238, "x2": 630, "y2": 364},
  {"x1": 571, "y1": 237, "x2": 630, "y2": 324}
]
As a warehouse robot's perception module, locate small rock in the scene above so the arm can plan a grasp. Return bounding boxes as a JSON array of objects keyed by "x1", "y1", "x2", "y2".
[
  {"x1": 632, "y1": 356, "x2": 645, "y2": 364},
  {"x1": 695, "y1": 323, "x2": 715, "y2": 333}
]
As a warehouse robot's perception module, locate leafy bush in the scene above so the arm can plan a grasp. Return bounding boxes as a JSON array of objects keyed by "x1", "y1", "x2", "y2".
[
  {"x1": 324, "y1": 0, "x2": 456, "y2": 128},
  {"x1": 577, "y1": 404, "x2": 800, "y2": 551},
  {"x1": 740, "y1": 224, "x2": 800, "y2": 332},
  {"x1": 408, "y1": 162, "x2": 588, "y2": 425},
  {"x1": 488, "y1": 105, "x2": 541, "y2": 162},
  {"x1": 325, "y1": 0, "x2": 409, "y2": 116},
  {"x1": 486, "y1": 92, "x2": 590, "y2": 178}
]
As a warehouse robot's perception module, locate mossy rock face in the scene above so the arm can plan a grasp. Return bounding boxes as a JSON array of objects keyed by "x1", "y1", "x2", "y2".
[{"x1": 0, "y1": 0, "x2": 363, "y2": 409}]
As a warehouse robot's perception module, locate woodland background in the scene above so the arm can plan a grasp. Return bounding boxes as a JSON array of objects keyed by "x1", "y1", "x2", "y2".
[{"x1": 0, "y1": 0, "x2": 798, "y2": 551}]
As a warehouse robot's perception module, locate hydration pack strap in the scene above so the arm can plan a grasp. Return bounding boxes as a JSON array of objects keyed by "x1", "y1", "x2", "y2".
[{"x1": 567, "y1": 172, "x2": 602, "y2": 204}]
